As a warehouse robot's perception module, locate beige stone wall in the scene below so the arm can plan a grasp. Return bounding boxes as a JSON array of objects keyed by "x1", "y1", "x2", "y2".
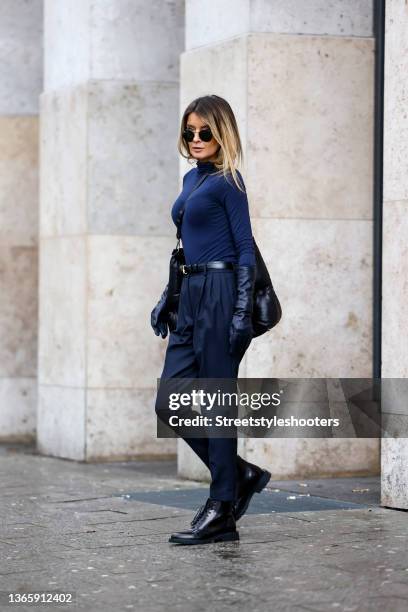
[
  {"x1": 0, "y1": 0, "x2": 42, "y2": 441},
  {"x1": 37, "y1": 1, "x2": 184, "y2": 460},
  {"x1": 179, "y1": 1, "x2": 378, "y2": 481},
  {"x1": 381, "y1": 0, "x2": 408, "y2": 509},
  {"x1": 0, "y1": 1, "x2": 386, "y2": 483}
]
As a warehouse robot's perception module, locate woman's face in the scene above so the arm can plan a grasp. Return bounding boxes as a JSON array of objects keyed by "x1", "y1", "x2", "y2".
[{"x1": 185, "y1": 112, "x2": 220, "y2": 162}]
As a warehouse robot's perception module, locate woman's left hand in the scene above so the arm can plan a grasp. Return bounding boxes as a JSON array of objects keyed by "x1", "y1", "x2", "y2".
[
  {"x1": 229, "y1": 315, "x2": 253, "y2": 358},
  {"x1": 229, "y1": 265, "x2": 256, "y2": 357}
]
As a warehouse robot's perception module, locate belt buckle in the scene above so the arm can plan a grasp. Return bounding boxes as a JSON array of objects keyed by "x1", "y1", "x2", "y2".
[{"x1": 181, "y1": 264, "x2": 188, "y2": 275}]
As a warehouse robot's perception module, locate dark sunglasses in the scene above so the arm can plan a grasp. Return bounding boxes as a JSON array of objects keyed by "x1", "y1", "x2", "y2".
[{"x1": 182, "y1": 127, "x2": 213, "y2": 142}]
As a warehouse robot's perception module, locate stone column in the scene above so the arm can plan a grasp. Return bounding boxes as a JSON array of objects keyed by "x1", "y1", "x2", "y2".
[
  {"x1": 0, "y1": 0, "x2": 42, "y2": 442},
  {"x1": 381, "y1": 0, "x2": 408, "y2": 509},
  {"x1": 178, "y1": 0, "x2": 377, "y2": 480},
  {"x1": 38, "y1": 0, "x2": 184, "y2": 460}
]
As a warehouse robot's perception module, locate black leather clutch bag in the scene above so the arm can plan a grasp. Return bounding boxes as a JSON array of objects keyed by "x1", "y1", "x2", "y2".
[
  {"x1": 166, "y1": 238, "x2": 186, "y2": 323},
  {"x1": 167, "y1": 173, "x2": 282, "y2": 337},
  {"x1": 166, "y1": 174, "x2": 209, "y2": 330}
]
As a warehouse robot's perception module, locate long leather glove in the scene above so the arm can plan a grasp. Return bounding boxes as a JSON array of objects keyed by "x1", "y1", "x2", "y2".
[
  {"x1": 151, "y1": 284, "x2": 171, "y2": 339},
  {"x1": 229, "y1": 265, "x2": 256, "y2": 357}
]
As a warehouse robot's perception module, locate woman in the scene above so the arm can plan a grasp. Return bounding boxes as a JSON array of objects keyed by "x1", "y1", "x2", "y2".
[{"x1": 151, "y1": 94, "x2": 270, "y2": 545}]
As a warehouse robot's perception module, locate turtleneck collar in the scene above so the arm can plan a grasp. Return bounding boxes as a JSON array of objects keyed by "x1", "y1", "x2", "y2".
[{"x1": 196, "y1": 160, "x2": 217, "y2": 174}]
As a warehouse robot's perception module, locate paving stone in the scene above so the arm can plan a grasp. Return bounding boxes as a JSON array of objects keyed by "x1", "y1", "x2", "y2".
[{"x1": 0, "y1": 443, "x2": 406, "y2": 612}]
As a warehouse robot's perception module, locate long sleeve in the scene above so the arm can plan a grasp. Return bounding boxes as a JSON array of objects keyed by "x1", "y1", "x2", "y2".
[
  {"x1": 222, "y1": 170, "x2": 256, "y2": 266},
  {"x1": 171, "y1": 162, "x2": 256, "y2": 266}
]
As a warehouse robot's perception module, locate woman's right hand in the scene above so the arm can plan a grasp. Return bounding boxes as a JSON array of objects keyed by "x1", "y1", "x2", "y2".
[{"x1": 151, "y1": 285, "x2": 170, "y2": 339}]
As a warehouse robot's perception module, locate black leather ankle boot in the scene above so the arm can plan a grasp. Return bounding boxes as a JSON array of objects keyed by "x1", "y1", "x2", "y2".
[
  {"x1": 234, "y1": 457, "x2": 271, "y2": 521},
  {"x1": 169, "y1": 498, "x2": 239, "y2": 545},
  {"x1": 190, "y1": 502, "x2": 206, "y2": 528}
]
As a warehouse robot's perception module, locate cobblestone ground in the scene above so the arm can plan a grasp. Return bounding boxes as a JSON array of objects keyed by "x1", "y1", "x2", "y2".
[{"x1": 0, "y1": 444, "x2": 407, "y2": 612}]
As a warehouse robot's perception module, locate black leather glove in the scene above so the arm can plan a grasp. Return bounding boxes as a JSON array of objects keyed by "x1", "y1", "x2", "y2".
[
  {"x1": 229, "y1": 265, "x2": 256, "y2": 357},
  {"x1": 151, "y1": 284, "x2": 171, "y2": 339}
]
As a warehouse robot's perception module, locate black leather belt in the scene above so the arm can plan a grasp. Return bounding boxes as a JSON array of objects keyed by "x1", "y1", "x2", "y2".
[{"x1": 180, "y1": 261, "x2": 235, "y2": 275}]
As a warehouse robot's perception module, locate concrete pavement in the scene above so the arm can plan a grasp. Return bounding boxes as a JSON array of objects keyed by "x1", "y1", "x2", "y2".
[{"x1": 0, "y1": 443, "x2": 407, "y2": 612}]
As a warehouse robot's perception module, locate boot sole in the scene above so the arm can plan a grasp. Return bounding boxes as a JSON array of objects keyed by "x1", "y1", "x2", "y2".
[
  {"x1": 235, "y1": 469, "x2": 271, "y2": 521},
  {"x1": 169, "y1": 530, "x2": 239, "y2": 545}
]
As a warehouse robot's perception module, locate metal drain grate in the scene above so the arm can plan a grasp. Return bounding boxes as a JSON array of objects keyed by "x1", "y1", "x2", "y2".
[{"x1": 114, "y1": 487, "x2": 369, "y2": 514}]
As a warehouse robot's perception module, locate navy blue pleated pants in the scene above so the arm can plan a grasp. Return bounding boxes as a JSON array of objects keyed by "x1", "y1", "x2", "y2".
[{"x1": 155, "y1": 267, "x2": 246, "y2": 501}]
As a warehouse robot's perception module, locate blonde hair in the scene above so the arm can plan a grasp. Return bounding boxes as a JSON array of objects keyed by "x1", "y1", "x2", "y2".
[{"x1": 177, "y1": 94, "x2": 245, "y2": 193}]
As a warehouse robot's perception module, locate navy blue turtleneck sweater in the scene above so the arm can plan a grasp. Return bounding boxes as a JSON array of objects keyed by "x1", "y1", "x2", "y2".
[{"x1": 171, "y1": 160, "x2": 256, "y2": 267}]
